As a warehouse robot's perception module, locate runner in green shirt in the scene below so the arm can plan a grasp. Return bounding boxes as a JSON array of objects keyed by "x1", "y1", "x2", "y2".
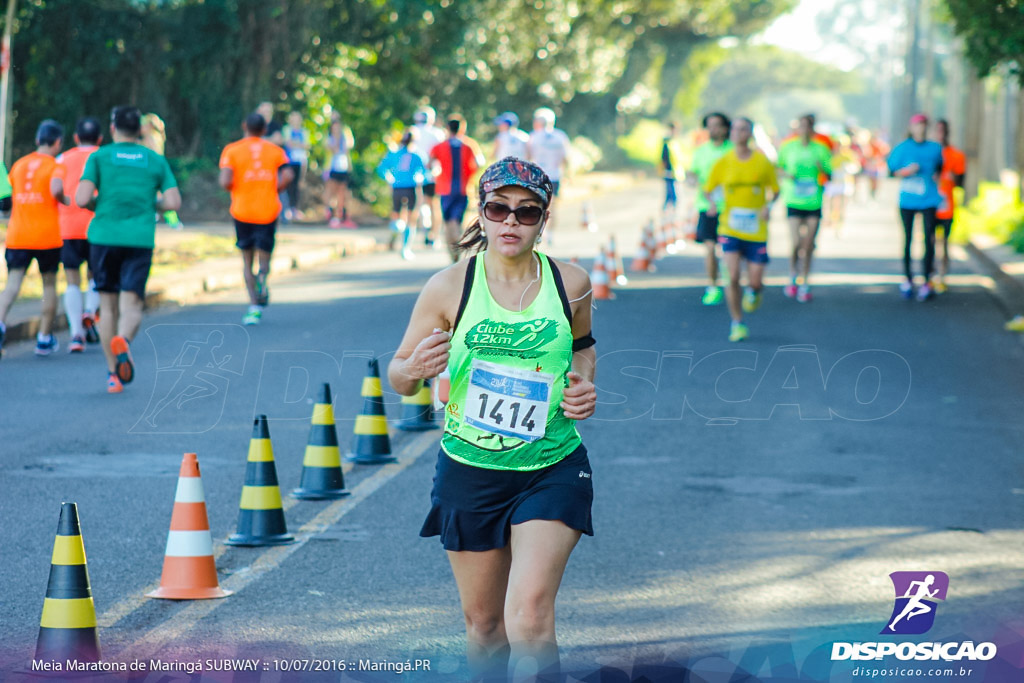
[
  {"x1": 76, "y1": 106, "x2": 180, "y2": 394},
  {"x1": 687, "y1": 112, "x2": 733, "y2": 305},
  {"x1": 777, "y1": 115, "x2": 831, "y2": 302},
  {"x1": 388, "y1": 158, "x2": 597, "y2": 680}
]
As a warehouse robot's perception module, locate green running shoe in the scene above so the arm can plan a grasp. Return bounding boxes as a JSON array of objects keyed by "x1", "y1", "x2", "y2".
[
  {"x1": 702, "y1": 286, "x2": 723, "y2": 306},
  {"x1": 742, "y1": 287, "x2": 763, "y2": 313},
  {"x1": 243, "y1": 308, "x2": 262, "y2": 326}
]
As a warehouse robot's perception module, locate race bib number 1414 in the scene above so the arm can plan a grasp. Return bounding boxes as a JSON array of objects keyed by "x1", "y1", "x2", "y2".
[{"x1": 464, "y1": 359, "x2": 554, "y2": 443}]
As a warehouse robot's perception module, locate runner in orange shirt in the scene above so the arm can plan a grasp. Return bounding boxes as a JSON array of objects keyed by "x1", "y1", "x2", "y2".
[
  {"x1": 0, "y1": 120, "x2": 70, "y2": 358},
  {"x1": 933, "y1": 119, "x2": 966, "y2": 294},
  {"x1": 53, "y1": 117, "x2": 103, "y2": 351},
  {"x1": 219, "y1": 112, "x2": 294, "y2": 325}
]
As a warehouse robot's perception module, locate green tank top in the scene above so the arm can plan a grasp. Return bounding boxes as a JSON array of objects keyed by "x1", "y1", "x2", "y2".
[{"x1": 441, "y1": 251, "x2": 582, "y2": 471}]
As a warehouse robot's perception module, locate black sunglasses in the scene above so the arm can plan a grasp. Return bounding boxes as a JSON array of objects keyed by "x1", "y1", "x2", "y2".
[{"x1": 482, "y1": 202, "x2": 545, "y2": 226}]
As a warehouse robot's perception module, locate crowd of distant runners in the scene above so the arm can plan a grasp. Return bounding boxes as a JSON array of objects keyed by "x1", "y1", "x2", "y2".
[
  {"x1": 0, "y1": 101, "x2": 576, "y2": 385},
  {"x1": 663, "y1": 110, "x2": 968, "y2": 341}
]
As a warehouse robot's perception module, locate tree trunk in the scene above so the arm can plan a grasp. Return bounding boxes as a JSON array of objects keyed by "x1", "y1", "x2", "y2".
[
  {"x1": 963, "y1": 63, "x2": 983, "y2": 201},
  {"x1": 1016, "y1": 85, "x2": 1024, "y2": 203},
  {"x1": 654, "y1": 37, "x2": 698, "y2": 122},
  {"x1": 563, "y1": 34, "x2": 658, "y2": 137}
]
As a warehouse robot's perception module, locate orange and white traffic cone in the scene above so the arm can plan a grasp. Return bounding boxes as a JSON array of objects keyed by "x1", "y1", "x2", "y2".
[
  {"x1": 147, "y1": 453, "x2": 231, "y2": 600},
  {"x1": 631, "y1": 221, "x2": 654, "y2": 273},
  {"x1": 663, "y1": 213, "x2": 679, "y2": 255},
  {"x1": 684, "y1": 210, "x2": 698, "y2": 242},
  {"x1": 581, "y1": 201, "x2": 598, "y2": 232},
  {"x1": 606, "y1": 238, "x2": 620, "y2": 283},
  {"x1": 655, "y1": 219, "x2": 668, "y2": 259},
  {"x1": 591, "y1": 247, "x2": 615, "y2": 300},
  {"x1": 608, "y1": 235, "x2": 628, "y2": 286}
]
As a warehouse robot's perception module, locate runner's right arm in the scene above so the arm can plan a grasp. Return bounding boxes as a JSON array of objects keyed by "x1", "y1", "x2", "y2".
[
  {"x1": 218, "y1": 146, "x2": 234, "y2": 191},
  {"x1": 156, "y1": 187, "x2": 181, "y2": 212},
  {"x1": 388, "y1": 266, "x2": 461, "y2": 396},
  {"x1": 75, "y1": 179, "x2": 97, "y2": 211},
  {"x1": 49, "y1": 177, "x2": 71, "y2": 206}
]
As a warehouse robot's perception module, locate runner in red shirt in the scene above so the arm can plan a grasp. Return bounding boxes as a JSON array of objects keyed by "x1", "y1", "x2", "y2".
[
  {"x1": 53, "y1": 117, "x2": 103, "y2": 351},
  {"x1": 429, "y1": 114, "x2": 485, "y2": 262},
  {"x1": 933, "y1": 119, "x2": 966, "y2": 293}
]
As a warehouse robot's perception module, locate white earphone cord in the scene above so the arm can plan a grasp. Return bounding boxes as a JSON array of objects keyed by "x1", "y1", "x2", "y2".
[
  {"x1": 518, "y1": 256, "x2": 595, "y2": 311},
  {"x1": 518, "y1": 253, "x2": 542, "y2": 312}
]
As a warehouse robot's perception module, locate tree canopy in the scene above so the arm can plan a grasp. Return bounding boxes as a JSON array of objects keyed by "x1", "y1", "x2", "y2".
[
  {"x1": 4, "y1": 0, "x2": 795, "y2": 204},
  {"x1": 696, "y1": 44, "x2": 862, "y2": 127},
  {"x1": 943, "y1": 0, "x2": 1024, "y2": 85}
]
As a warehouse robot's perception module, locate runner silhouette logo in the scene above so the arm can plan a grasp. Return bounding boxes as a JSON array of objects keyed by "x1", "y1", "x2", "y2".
[{"x1": 881, "y1": 571, "x2": 949, "y2": 635}]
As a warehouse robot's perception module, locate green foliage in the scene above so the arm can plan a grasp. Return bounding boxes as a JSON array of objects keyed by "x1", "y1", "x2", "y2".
[
  {"x1": 4, "y1": 0, "x2": 795, "y2": 211},
  {"x1": 697, "y1": 44, "x2": 862, "y2": 123},
  {"x1": 673, "y1": 43, "x2": 726, "y2": 122},
  {"x1": 942, "y1": 0, "x2": 1024, "y2": 84},
  {"x1": 956, "y1": 182, "x2": 1024, "y2": 251},
  {"x1": 617, "y1": 119, "x2": 667, "y2": 166}
]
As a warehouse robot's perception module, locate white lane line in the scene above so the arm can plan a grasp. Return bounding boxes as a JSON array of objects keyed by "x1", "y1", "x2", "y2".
[
  {"x1": 118, "y1": 429, "x2": 437, "y2": 660},
  {"x1": 97, "y1": 434, "x2": 430, "y2": 639},
  {"x1": 96, "y1": 462, "x2": 354, "y2": 630}
]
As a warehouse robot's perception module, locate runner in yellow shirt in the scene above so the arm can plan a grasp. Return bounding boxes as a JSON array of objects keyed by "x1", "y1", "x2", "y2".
[{"x1": 703, "y1": 117, "x2": 780, "y2": 342}]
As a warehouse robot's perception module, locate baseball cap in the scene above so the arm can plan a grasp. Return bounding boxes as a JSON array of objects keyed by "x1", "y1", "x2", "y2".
[
  {"x1": 494, "y1": 111, "x2": 519, "y2": 127},
  {"x1": 533, "y1": 107, "x2": 556, "y2": 124},
  {"x1": 909, "y1": 113, "x2": 929, "y2": 125},
  {"x1": 478, "y1": 157, "x2": 554, "y2": 207}
]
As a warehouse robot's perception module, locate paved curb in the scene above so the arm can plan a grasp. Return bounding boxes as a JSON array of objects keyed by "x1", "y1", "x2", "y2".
[
  {"x1": 3, "y1": 233, "x2": 380, "y2": 346},
  {"x1": 962, "y1": 239, "x2": 1024, "y2": 318}
]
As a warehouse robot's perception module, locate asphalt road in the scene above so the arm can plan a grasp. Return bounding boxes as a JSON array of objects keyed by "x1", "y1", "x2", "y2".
[{"x1": 1, "y1": 180, "x2": 1023, "y2": 682}]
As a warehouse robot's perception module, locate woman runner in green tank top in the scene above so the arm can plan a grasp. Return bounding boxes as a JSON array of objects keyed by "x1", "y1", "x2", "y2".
[{"x1": 389, "y1": 157, "x2": 597, "y2": 680}]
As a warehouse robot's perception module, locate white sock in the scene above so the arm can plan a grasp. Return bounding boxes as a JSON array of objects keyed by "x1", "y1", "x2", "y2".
[
  {"x1": 64, "y1": 287, "x2": 84, "y2": 337},
  {"x1": 85, "y1": 280, "x2": 100, "y2": 315},
  {"x1": 37, "y1": 331, "x2": 51, "y2": 342}
]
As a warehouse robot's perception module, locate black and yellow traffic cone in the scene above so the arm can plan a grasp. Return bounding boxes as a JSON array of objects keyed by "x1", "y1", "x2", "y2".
[
  {"x1": 346, "y1": 358, "x2": 396, "y2": 464},
  {"x1": 225, "y1": 416, "x2": 295, "y2": 546},
  {"x1": 396, "y1": 378, "x2": 439, "y2": 432},
  {"x1": 35, "y1": 502, "x2": 100, "y2": 664},
  {"x1": 291, "y1": 383, "x2": 350, "y2": 499}
]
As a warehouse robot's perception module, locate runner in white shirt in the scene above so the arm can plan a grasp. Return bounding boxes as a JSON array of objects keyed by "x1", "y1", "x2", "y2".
[
  {"x1": 527, "y1": 107, "x2": 570, "y2": 243},
  {"x1": 493, "y1": 111, "x2": 529, "y2": 161},
  {"x1": 412, "y1": 106, "x2": 447, "y2": 246}
]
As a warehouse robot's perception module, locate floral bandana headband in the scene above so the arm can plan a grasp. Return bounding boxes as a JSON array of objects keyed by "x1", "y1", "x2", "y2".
[{"x1": 478, "y1": 156, "x2": 554, "y2": 207}]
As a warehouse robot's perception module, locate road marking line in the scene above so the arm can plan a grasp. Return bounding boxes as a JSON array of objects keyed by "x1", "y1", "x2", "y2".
[
  {"x1": 97, "y1": 434, "x2": 429, "y2": 637},
  {"x1": 95, "y1": 461, "x2": 355, "y2": 630},
  {"x1": 117, "y1": 430, "x2": 436, "y2": 659}
]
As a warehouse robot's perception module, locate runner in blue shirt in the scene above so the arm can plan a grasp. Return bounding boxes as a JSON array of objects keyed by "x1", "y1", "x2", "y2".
[
  {"x1": 282, "y1": 111, "x2": 310, "y2": 221},
  {"x1": 377, "y1": 129, "x2": 426, "y2": 259},
  {"x1": 887, "y1": 114, "x2": 944, "y2": 301}
]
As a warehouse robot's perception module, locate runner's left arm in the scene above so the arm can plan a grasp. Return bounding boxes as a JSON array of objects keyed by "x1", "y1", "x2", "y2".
[
  {"x1": 952, "y1": 152, "x2": 966, "y2": 188},
  {"x1": 277, "y1": 149, "x2": 295, "y2": 190},
  {"x1": 760, "y1": 162, "x2": 780, "y2": 221},
  {"x1": 218, "y1": 148, "x2": 234, "y2": 191},
  {"x1": 50, "y1": 175, "x2": 71, "y2": 206},
  {"x1": 157, "y1": 159, "x2": 181, "y2": 212},
  {"x1": 561, "y1": 262, "x2": 597, "y2": 420}
]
